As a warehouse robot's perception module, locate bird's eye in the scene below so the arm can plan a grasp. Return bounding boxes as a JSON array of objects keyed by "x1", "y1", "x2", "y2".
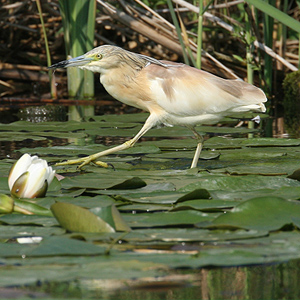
[{"x1": 97, "y1": 54, "x2": 102, "y2": 59}]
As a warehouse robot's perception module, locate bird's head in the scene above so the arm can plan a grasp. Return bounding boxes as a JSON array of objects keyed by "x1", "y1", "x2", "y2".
[{"x1": 49, "y1": 45, "x2": 149, "y2": 73}]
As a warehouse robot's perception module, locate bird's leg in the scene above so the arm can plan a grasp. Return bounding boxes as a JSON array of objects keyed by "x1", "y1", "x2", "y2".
[
  {"x1": 55, "y1": 115, "x2": 156, "y2": 168},
  {"x1": 190, "y1": 129, "x2": 204, "y2": 169}
]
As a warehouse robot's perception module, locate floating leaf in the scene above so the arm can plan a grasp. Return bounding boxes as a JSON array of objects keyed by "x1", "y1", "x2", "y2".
[
  {"x1": 197, "y1": 196, "x2": 300, "y2": 231},
  {"x1": 241, "y1": 138, "x2": 300, "y2": 147},
  {"x1": 173, "y1": 199, "x2": 235, "y2": 212},
  {"x1": 287, "y1": 168, "x2": 300, "y2": 181},
  {"x1": 118, "y1": 203, "x2": 170, "y2": 212},
  {"x1": 90, "y1": 205, "x2": 131, "y2": 232},
  {"x1": 179, "y1": 175, "x2": 300, "y2": 193},
  {"x1": 110, "y1": 205, "x2": 132, "y2": 232},
  {"x1": 61, "y1": 175, "x2": 146, "y2": 190},
  {"x1": 92, "y1": 112, "x2": 148, "y2": 123},
  {"x1": 37, "y1": 195, "x2": 115, "y2": 209},
  {"x1": 175, "y1": 188, "x2": 211, "y2": 203},
  {"x1": 109, "y1": 177, "x2": 147, "y2": 190},
  {"x1": 51, "y1": 202, "x2": 115, "y2": 233},
  {"x1": 0, "y1": 225, "x2": 65, "y2": 239},
  {"x1": 0, "y1": 214, "x2": 58, "y2": 227},
  {"x1": 210, "y1": 186, "x2": 300, "y2": 202},
  {"x1": 122, "y1": 228, "x2": 268, "y2": 243},
  {"x1": 28, "y1": 236, "x2": 106, "y2": 257},
  {"x1": 0, "y1": 236, "x2": 105, "y2": 258},
  {"x1": 115, "y1": 191, "x2": 181, "y2": 205},
  {"x1": 125, "y1": 210, "x2": 218, "y2": 228}
]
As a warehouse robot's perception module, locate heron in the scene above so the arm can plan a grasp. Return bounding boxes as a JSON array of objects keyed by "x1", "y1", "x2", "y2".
[{"x1": 49, "y1": 45, "x2": 267, "y2": 169}]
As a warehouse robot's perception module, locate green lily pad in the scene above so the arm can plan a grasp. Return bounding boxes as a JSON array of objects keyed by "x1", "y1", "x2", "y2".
[
  {"x1": 0, "y1": 177, "x2": 9, "y2": 194},
  {"x1": 175, "y1": 188, "x2": 211, "y2": 203},
  {"x1": 37, "y1": 195, "x2": 115, "y2": 209},
  {"x1": 118, "y1": 203, "x2": 171, "y2": 212},
  {"x1": 110, "y1": 177, "x2": 147, "y2": 190},
  {"x1": 115, "y1": 191, "x2": 182, "y2": 205},
  {"x1": 197, "y1": 196, "x2": 300, "y2": 231},
  {"x1": 93, "y1": 112, "x2": 148, "y2": 123},
  {"x1": 28, "y1": 236, "x2": 106, "y2": 256},
  {"x1": 122, "y1": 228, "x2": 268, "y2": 243},
  {"x1": 241, "y1": 138, "x2": 300, "y2": 147},
  {"x1": 0, "y1": 225, "x2": 65, "y2": 239},
  {"x1": 179, "y1": 175, "x2": 300, "y2": 192},
  {"x1": 61, "y1": 175, "x2": 146, "y2": 190},
  {"x1": 173, "y1": 199, "x2": 236, "y2": 212},
  {"x1": 51, "y1": 202, "x2": 115, "y2": 233},
  {"x1": 90, "y1": 205, "x2": 131, "y2": 232},
  {"x1": 0, "y1": 236, "x2": 105, "y2": 258},
  {"x1": 287, "y1": 167, "x2": 300, "y2": 181},
  {"x1": 0, "y1": 132, "x2": 47, "y2": 141},
  {"x1": 0, "y1": 214, "x2": 59, "y2": 227},
  {"x1": 124, "y1": 210, "x2": 218, "y2": 228},
  {"x1": 210, "y1": 186, "x2": 300, "y2": 201}
]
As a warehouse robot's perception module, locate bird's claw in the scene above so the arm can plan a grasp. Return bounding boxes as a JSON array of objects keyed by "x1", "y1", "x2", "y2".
[
  {"x1": 77, "y1": 157, "x2": 94, "y2": 169},
  {"x1": 94, "y1": 161, "x2": 115, "y2": 170}
]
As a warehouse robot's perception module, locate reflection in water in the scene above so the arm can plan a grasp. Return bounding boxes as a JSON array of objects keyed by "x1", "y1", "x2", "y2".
[
  {"x1": 69, "y1": 105, "x2": 94, "y2": 122},
  {"x1": 85, "y1": 261, "x2": 300, "y2": 300},
  {"x1": 18, "y1": 105, "x2": 67, "y2": 122},
  {"x1": 26, "y1": 260, "x2": 300, "y2": 299}
]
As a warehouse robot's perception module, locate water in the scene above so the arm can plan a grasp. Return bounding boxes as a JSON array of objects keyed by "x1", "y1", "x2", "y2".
[
  {"x1": 0, "y1": 103, "x2": 299, "y2": 300},
  {"x1": 14, "y1": 260, "x2": 300, "y2": 299}
]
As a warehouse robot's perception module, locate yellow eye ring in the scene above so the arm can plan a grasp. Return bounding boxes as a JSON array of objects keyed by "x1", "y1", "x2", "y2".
[{"x1": 97, "y1": 54, "x2": 102, "y2": 59}]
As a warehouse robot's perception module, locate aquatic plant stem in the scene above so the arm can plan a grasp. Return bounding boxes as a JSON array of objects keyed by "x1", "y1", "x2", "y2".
[
  {"x1": 166, "y1": 0, "x2": 190, "y2": 65},
  {"x1": 36, "y1": 0, "x2": 57, "y2": 99},
  {"x1": 196, "y1": 0, "x2": 203, "y2": 69}
]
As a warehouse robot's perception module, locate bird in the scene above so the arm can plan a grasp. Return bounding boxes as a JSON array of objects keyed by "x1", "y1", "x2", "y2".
[{"x1": 49, "y1": 45, "x2": 267, "y2": 169}]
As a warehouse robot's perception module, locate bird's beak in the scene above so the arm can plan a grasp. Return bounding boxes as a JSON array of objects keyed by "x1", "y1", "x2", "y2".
[{"x1": 48, "y1": 55, "x2": 93, "y2": 69}]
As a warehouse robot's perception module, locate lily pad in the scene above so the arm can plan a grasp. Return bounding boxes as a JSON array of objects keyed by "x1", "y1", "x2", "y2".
[
  {"x1": 122, "y1": 228, "x2": 268, "y2": 243},
  {"x1": 90, "y1": 205, "x2": 131, "y2": 232},
  {"x1": 0, "y1": 214, "x2": 59, "y2": 227},
  {"x1": 287, "y1": 167, "x2": 300, "y2": 181},
  {"x1": 124, "y1": 210, "x2": 218, "y2": 228},
  {"x1": 179, "y1": 175, "x2": 300, "y2": 192},
  {"x1": 175, "y1": 188, "x2": 211, "y2": 203},
  {"x1": 51, "y1": 202, "x2": 116, "y2": 233},
  {"x1": 0, "y1": 236, "x2": 105, "y2": 258},
  {"x1": 173, "y1": 199, "x2": 236, "y2": 212},
  {"x1": 0, "y1": 225, "x2": 65, "y2": 239},
  {"x1": 28, "y1": 236, "x2": 106, "y2": 256},
  {"x1": 197, "y1": 196, "x2": 300, "y2": 231},
  {"x1": 61, "y1": 175, "x2": 147, "y2": 190}
]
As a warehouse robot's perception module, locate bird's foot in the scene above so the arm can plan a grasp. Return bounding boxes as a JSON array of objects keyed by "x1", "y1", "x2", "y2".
[
  {"x1": 55, "y1": 155, "x2": 110, "y2": 169},
  {"x1": 55, "y1": 140, "x2": 136, "y2": 169}
]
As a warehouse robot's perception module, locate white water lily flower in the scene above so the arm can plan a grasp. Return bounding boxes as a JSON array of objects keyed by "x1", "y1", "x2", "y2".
[{"x1": 8, "y1": 153, "x2": 55, "y2": 198}]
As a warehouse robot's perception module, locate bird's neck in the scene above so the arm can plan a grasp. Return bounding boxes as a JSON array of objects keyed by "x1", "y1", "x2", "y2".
[
  {"x1": 100, "y1": 64, "x2": 140, "y2": 87},
  {"x1": 100, "y1": 52, "x2": 148, "y2": 86},
  {"x1": 119, "y1": 50, "x2": 149, "y2": 71}
]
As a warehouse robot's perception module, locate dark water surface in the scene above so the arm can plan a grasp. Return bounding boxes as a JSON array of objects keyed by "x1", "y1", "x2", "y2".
[{"x1": 12, "y1": 260, "x2": 300, "y2": 299}]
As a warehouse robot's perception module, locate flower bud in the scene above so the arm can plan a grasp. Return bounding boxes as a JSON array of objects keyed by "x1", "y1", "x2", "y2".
[{"x1": 8, "y1": 154, "x2": 55, "y2": 199}]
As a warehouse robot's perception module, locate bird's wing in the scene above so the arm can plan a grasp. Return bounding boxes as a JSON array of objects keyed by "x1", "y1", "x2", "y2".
[{"x1": 145, "y1": 63, "x2": 267, "y2": 118}]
